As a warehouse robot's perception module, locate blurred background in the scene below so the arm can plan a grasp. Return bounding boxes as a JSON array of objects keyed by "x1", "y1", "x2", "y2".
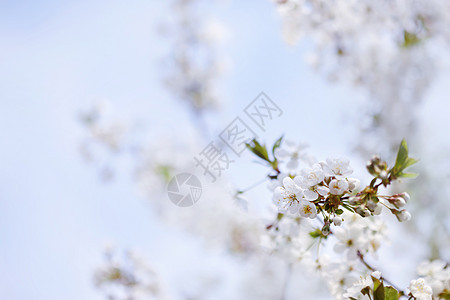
[{"x1": 0, "y1": 0, "x2": 449, "y2": 299}]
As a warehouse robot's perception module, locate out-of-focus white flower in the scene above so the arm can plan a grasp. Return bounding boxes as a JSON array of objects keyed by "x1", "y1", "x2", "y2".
[
  {"x1": 416, "y1": 260, "x2": 449, "y2": 296},
  {"x1": 323, "y1": 157, "x2": 353, "y2": 178},
  {"x1": 417, "y1": 260, "x2": 447, "y2": 278},
  {"x1": 94, "y1": 249, "x2": 168, "y2": 300},
  {"x1": 332, "y1": 214, "x2": 387, "y2": 260},
  {"x1": 267, "y1": 172, "x2": 289, "y2": 191},
  {"x1": 273, "y1": 177, "x2": 303, "y2": 213},
  {"x1": 201, "y1": 19, "x2": 229, "y2": 44},
  {"x1": 297, "y1": 164, "x2": 325, "y2": 186},
  {"x1": 343, "y1": 273, "x2": 373, "y2": 299},
  {"x1": 329, "y1": 179, "x2": 349, "y2": 195},
  {"x1": 409, "y1": 278, "x2": 433, "y2": 300},
  {"x1": 274, "y1": 140, "x2": 309, "y2": 170},
  {"x1": 333, "y1": 224, "x2": 366, "y2": 260}
]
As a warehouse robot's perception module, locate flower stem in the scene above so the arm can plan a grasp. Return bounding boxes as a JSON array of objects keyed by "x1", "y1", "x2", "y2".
[{"x1": 357, "y1": 251, "x2": 405, "y2": 296}]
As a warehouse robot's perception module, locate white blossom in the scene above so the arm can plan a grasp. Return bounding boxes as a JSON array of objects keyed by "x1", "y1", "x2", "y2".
[
  {"x1": 416, "y1": 260, "x2": 449, "y2": 296},
  {"x1": 343, "y1": 273, "x2": 372, "y2": 299},
  {"x1": 297, "y1": 164, "x2": 325, "y2": 186},
  {"x1": 409, "y1": 278, "x2": 433, "y2": 300},
  {"x1": 329, "y1": 179, "x2": 349, "y2": 195},
  {"x1": 274, "y1": 140, "x2": 309, "y2": 170},
  {"x1": 333, "y1": 225, "x2": 366, "y2": 260},
  {"x1": 294, "y1": 164, "x2": 329, "y2": 200},
  {"x1": 299, "y1": 200, "x2": 317, "y2": 219},
  {"x1": 273, "y1": 177, "x2": 303, "y2": 213},
  {"x1": 323, "y1": 157, "x2": 353, "y2": 178},
  {"x1": 417, "y1": 260, "x2": 447, "y2": 278}
]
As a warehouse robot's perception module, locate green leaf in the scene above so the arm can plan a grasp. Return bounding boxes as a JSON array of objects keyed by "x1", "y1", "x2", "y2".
[
  {"x1": 403, "y1": 30, "x2": 421, "y2": 48},
  {"x1": 335, "y1": 209, "x2": 344, "y2": 215},
  {"x1": 371, "y1": 276, "x2": 382, "y2": 291},
  {"x1": 272, "y1": 135, "x2": 283, "y2": 157},
  {"x1": 399, "y1": 172, "x2": 418, "y2": 178},
  {"x1": 384, "y1": 286, "x2": 400, "y2": 300},
  {"x1": 404, "y1": 157, "x2": 419, "y2": 169},
  {"x1": 391, "y1": 139, "x2": 418, "y2": 179},
  {"x1": 393, "y1": 139, "x2": 409, "y2": 172},
  {"x1": 246, "y1": 139, "x2": 270, "y2": 162},
  {"x1": 373, "y1": 280, "x2": 385, "y2": 300},
  {"x1": 309, "y1": 229, "x2": 323, "y2": 238},
  {"x1": 438, "y1": 291, "x2": 450, "y2": 299}
]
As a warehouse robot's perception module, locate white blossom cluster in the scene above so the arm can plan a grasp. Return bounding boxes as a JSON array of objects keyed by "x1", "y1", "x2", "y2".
[
  {"x1": 272, "y1": 140, "x2": 413, "y2": 229},
  {"x1": 343, "y1": 270, "x2": 382, "y2": 300},
  {"x1": 79, "y1": 101, "x2": 128, "y2": 181},
  {"x1": 274, "y1": 2, "x2": 450, "y2": 261},
  {"x1": 94, "y1": 248, "x2": 168, "y2": 300},
  {"x1": 273, "y1": 157, "x2": 356, "y2": 219},
  {"x1": 162, "y1": 0, "x2": 229, "y2": 112},
  {"x1": 410, "y1": 260, "x2": 450, "y2": 299},
  {"x1": 249, "y1": 138, "x2": 446, "y2": 299},
  {"x1": 82, "y1": 117, "x2": 439, "y2": 300}
]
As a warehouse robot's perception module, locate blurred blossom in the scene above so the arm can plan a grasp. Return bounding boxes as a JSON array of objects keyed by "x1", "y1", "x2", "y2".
[
  {"x1": 274, "y1": 0, "x2": 450, "y2": 268},
  {"x1": 95, "y1": 248, "x2": 169, "y2": 300},
  {"x1": 161, "y1": 0, "x2": 229, "y2": 113},
  {"x1": 274, "y1": 0, "x2": 450, "y2": 154},
  {"x1": 72, "y1": 1, "x2": 450, "y2": 299},
  {"x1": 79, "y1": 101, "x2": 128, "y2": 181}
]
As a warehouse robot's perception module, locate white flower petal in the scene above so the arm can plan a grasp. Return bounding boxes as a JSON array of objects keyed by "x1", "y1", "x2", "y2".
[{"x1": 304, "y1": 189, "x2": 318, "y2": 200}]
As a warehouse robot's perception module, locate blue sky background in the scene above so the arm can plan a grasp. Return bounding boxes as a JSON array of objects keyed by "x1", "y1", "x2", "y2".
[{"x1": 0, "y1": 0, "x2": 449, "y2": 299}]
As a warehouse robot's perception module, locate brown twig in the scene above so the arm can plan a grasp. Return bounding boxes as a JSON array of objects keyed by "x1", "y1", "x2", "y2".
[{"x1": 357, "y1": 251, "x2": 405, "y2": 296}]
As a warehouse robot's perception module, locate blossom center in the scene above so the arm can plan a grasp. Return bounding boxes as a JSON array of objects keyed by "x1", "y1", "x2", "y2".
[{"x1": 303, "y1": 206, "x2": 312, "y2": 214}]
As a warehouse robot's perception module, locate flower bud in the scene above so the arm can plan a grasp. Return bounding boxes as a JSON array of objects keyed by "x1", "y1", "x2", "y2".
[
  {"x1": 333, "y1": 217, "x2": 342, "y2": 226},
  {"x1": 395, "y1": 209, "x2": 411, "y2": 222},
  {"x1": 399, "y1": 192, "x2": 410, "y2": 203},
  {"x1": 388, "y1": 195, "x2": 407, "y2": 208},
  {"x1": 349, "y1": 196, "x2": 359, "y2": 205},
  {"x1": 356, "y1": 207, "x2": 370, "y2": 217},
  {"x1": 347, "y1": 178, "x2": 360, "y2": 191},
  {"x1": 322, "y1": 223, "x2": 331, "y2": 236},
  {"x1": 366, "y1": 155, "x2": 388, "y2": 177},
  {"x1": 373, "y1": 203, "x2": 382, "y2": 215},
  {"x1": 367, "y1": 199, "x2": 378, "y2": 211},
  {"x1": 394, "y1": 198, "x2": 406, "y2": 208}
]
